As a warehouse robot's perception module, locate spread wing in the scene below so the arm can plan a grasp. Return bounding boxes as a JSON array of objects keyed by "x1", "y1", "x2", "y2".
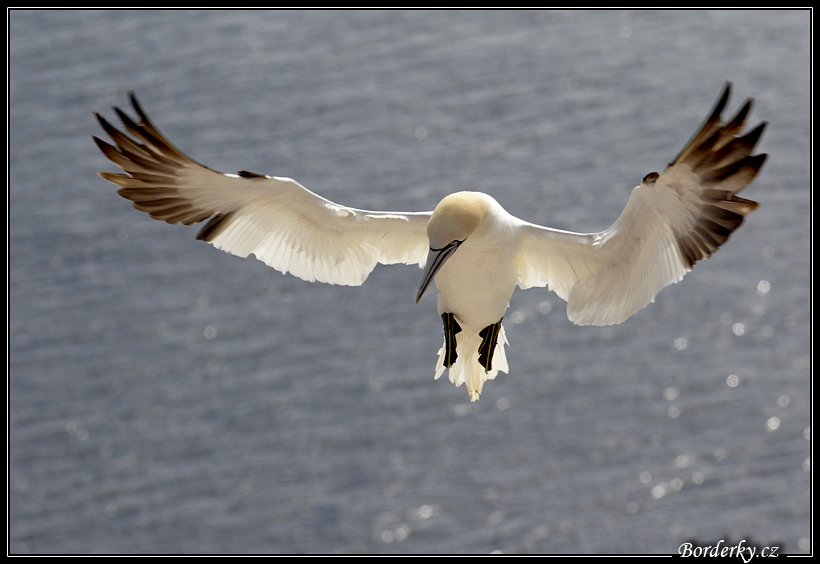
[
  {"x1": 517, "y1": 82, "x2": 767, "y2": 325},
  {"x1": 94, "y1": 93, "x2": 431, "y2": 286}
]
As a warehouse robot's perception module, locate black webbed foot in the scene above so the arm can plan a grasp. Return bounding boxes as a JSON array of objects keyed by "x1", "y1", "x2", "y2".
[
  {"x1": 441, "y1": 312, "x2": 462, "y2": 369},
  {"x1": 478, "y1": 318, "x2": 503, "y2": 372}
]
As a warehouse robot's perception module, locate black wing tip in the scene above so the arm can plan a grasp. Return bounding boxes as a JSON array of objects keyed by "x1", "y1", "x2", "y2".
[
  {"x1": 671, "y1": 83, "x2": 767, "y2": 170},
  {"x1": 92, "y1": 134, "x2": 117, "y2": 155},
  {"x1": 113, "y1": 105, "x2": 138, "y2": 130},
  {"x1": 733, "y1": 98, "x2": 753, "y2": 122},
  {"x1": 94, "y1": 111, "x2": 112, "y2": 130},
  {"x1": 717, "y1": 80, "x2": 732, "y2": 105},
  {"x1": 709, "y1": 82, "x2": 761, "y2": 132},
  {"x1": 95, "y1": 112, "x2": 126, "y2": 143},
  {"x1": 99, "y1": 91, "x2": 147, "y2": 132},
  {"x1": 750, "y1": 152, "x2": 768, "y2": 170},
  {"x1": 127, "y1": 91, "x2": 149, "y2": 123},
  {"x1": 705, "y1": 81, "x2": 733, "y2": 124},
  {"x1": 744, "y1": 120, "x2": 768, "y2": 141},
  {"x1": 714, "y1": 82, "x2": 761, "y2": 126}
]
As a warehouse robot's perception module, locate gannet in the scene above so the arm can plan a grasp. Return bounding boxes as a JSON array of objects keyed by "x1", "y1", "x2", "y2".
[{"x1": 94, "y1": 83, "x2": 766, "y2": 401}]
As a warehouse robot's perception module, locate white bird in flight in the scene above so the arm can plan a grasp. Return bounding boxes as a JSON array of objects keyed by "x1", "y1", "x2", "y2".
[{"x1": 94, "y1": 83, "x2": 766, "y2": 401}]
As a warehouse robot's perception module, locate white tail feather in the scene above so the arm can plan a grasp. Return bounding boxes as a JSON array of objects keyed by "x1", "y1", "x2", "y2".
[{"x1": 434, "y1": 325, "x2": 509, "y2": 401}]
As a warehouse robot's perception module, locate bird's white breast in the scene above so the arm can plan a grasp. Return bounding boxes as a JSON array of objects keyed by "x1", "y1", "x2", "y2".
[{"x1": 433, "y1": 208, "x2": 521, "y2": 331}]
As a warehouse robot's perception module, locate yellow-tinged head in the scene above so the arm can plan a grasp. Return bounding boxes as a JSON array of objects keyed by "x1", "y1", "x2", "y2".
[
  {"x1": 416, "y1": 192, "x2": 491, "y2": 303},
  {"x1": 426, "y1": 191, "x2": 490, "y2": 249}
]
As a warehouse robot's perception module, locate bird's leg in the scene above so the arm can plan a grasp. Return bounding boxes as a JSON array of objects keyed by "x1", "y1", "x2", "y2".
[
  {"x1": 478, "y1": 318, "x2": 503, "y2": 373},
  {"x1": 441, "y1": 312, "x2": 462, "y2": 369}
]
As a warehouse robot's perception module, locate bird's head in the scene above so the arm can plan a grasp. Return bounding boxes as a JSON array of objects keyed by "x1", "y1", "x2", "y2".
[{"x1": 416, "y1": 192, "x2": 489, "y2": 303}]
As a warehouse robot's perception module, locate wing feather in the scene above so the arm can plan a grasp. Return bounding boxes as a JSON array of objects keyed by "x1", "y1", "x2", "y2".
[
  {"x1": 517, "y1": 82, "x2": 766, "y2": 325},
  {"x1": 95, "y1": 93, "x2": 431, "y2": 286}
]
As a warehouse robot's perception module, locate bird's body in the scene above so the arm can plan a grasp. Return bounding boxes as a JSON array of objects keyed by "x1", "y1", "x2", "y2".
[
  {"x1": 429, "y1": 193, "x2": 519, "y2": 330},
  {"x1": 94, "y1": 83, "x2": 767, "y2": 401},
  {"x1": 422, "y1": 193, "x2": 520, "y2": 397}
]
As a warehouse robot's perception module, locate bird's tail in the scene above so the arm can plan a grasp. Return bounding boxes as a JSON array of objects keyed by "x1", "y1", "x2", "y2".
[{"x1": 434, "y1": 325, "x2": 509, "y2": 401}]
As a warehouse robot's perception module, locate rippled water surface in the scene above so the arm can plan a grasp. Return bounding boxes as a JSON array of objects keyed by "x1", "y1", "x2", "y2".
[{"x1": 10, "y1": 9, "x2": 810, "y2": 554}]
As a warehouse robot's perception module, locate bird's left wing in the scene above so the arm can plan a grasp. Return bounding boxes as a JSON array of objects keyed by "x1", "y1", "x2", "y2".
[
  {"x1": 516, "y1": 82, "x2": 766, "y2": 326},
  {"x1": 94, "y1": 93, "x2": 431, "y2": 286}
]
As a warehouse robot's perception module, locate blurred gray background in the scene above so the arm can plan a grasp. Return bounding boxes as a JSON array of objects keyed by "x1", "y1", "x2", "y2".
[{"x1": 9, "y1": 9, "x2": 810, "y2": 554}]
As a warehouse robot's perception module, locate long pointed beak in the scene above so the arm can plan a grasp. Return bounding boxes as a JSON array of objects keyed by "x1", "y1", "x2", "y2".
[{"x1": 416, "y1": 240, "x2": 461, "y2": 303}]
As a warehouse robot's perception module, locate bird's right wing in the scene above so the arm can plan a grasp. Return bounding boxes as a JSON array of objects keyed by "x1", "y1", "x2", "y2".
[
  {"x1": 516, "y1": 83, "x2": 766, "y2": 326},
  {"x1": 94, "y1": 93, "x2": 431, "y2": 286}
]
